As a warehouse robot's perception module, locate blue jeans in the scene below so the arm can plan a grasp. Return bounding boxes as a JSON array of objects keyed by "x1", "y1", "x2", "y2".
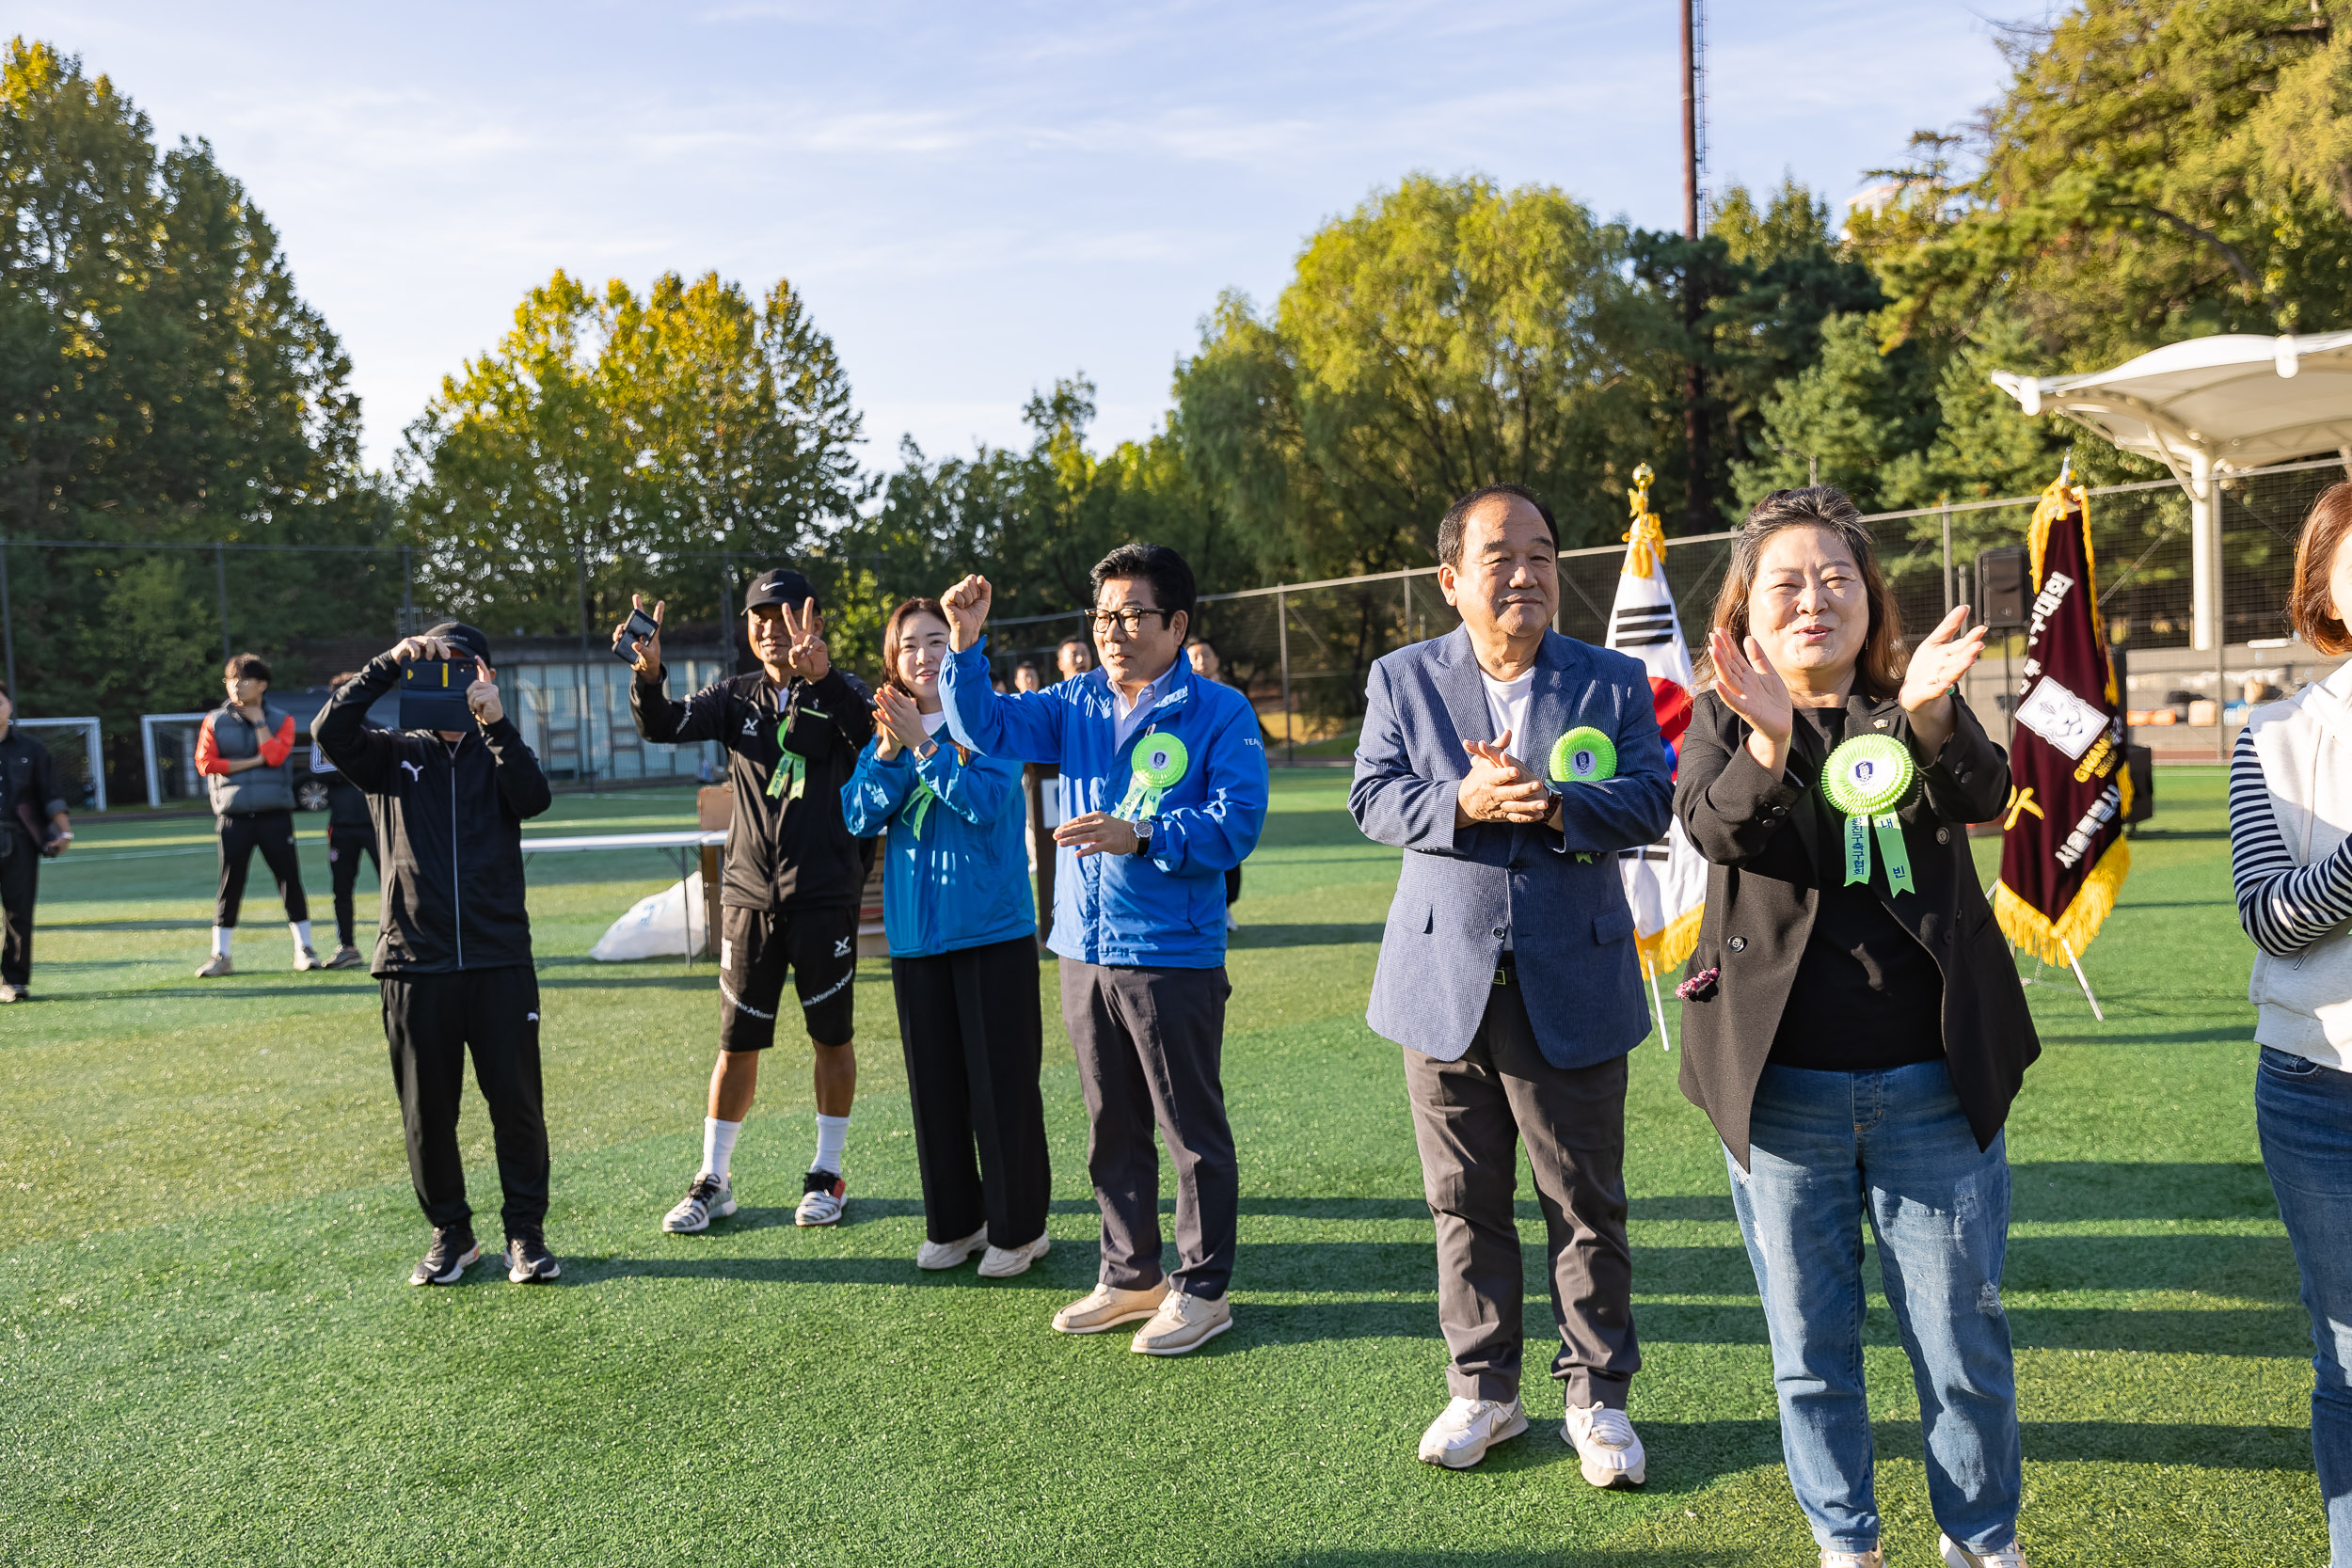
[
  {"x1": 2256, "y1": 1045, "x2": 2352, "y2": 1566},
  {"x1": 1726, "y1": 1060, "x2": 2021, "y2": 1555}
]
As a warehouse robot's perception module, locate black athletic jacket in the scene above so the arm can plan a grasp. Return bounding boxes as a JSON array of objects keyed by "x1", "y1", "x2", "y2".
[
  {"x1": 313, "y1": 657, "x2": 553, "y2": 975},
  {"x1": 631, "y1": 664, "x2": 874, "y2": 911}
]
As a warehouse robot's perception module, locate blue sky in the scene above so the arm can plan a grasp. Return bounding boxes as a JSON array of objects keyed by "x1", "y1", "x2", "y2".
[{"x1": 24, "y1": 2, "x2": 2011, "y2": 472}]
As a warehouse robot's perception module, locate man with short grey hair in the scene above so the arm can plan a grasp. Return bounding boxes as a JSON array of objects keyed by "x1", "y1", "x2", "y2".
[{"x1": 1351, "y1": 483, "x2": 1671, "y2": 1480}]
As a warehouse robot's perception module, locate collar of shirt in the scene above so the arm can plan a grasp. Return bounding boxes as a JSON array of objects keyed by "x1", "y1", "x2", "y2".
[{"x1": 1111, "y1": 654, "x2": 1184, "y2": 748}]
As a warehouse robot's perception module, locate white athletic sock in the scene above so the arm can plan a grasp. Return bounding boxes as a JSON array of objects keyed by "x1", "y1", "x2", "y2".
[
  {"x1": 291, "y1": 919, "x2": 313, "y2": 952},
  {"x1": 212, "y1": 927, "x2": 232, "y2": 958},
  {"x1": 812, "y1": 1113, "x2": 850, "y2": 1177},
  {"x1": 701, "y1": 1117, "x2": 741, "y2": 1182}
]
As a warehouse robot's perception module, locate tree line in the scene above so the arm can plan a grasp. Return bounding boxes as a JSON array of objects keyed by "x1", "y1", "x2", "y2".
[{"x1": 5, "y1": 2, "x2": 2350, "y2": 788}]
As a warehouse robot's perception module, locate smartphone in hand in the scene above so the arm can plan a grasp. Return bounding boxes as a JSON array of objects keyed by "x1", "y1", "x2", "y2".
[
  {"x1": 614, "y1": 606, "x2": 659, "y2": 666},
  {"x1": 399, "y1": 658, "x2": 474, "y2": 731}
]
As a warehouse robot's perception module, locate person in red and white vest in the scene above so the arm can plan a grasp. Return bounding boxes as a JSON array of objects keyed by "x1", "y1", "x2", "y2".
[{"x1": 194, "y1": 652, "x2": 316, "y2": 976}]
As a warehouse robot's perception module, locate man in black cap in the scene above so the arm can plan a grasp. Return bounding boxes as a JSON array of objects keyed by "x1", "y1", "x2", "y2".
[
  {"x1": 619, "y1": 570, "x2": 877, "y2": 1232},
  {"x1": 314, "y1": 623, "x2": 560, "y2": 1287}
]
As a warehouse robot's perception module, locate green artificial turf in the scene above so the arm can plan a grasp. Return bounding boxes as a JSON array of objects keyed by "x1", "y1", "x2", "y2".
[{"x1": 0, "y1": 769, "x2": 2324, "y2": 1565}]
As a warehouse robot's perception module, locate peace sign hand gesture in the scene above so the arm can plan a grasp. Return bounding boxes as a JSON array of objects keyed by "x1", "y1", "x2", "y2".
[{"x1": 780, "y1": 597, "x2": 830, "y2": 682}]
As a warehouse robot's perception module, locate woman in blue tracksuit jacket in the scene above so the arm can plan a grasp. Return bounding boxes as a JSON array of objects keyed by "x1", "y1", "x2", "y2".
[{"x1": 842, "y1": 597, "x2": 1050, "y2": 1280}]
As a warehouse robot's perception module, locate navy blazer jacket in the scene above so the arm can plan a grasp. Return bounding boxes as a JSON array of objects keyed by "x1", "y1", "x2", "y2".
[{"x1": 1351, "y1": 626, "x2": 1674, "y2": 1069}]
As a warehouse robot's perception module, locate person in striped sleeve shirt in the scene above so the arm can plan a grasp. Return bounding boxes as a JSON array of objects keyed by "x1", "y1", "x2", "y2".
[{"x1": 2232, "y1": 480, "x2": 2352, "y2": 1566}]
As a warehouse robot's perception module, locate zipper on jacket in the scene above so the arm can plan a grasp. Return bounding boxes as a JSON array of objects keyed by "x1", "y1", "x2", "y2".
[{"x1": 450, "y1": 751, "x2": 464, "y2": 969}]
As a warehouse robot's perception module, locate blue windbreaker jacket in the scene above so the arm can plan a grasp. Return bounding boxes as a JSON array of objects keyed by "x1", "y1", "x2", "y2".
[
  {"x1": 940, "y1": 639, "x2": 1268, "y2": 969},
  {"x1": 840, "y1": 735, "x2": 1035, "y2": 959}
]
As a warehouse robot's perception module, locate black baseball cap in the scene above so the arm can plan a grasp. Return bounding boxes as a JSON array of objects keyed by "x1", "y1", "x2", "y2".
[
  {"x1": 424, "y1": 621, "x2": 493, "y2": 666},
  {"x1": 744, "y1": 569, "x2": 818, "y2": 612}
]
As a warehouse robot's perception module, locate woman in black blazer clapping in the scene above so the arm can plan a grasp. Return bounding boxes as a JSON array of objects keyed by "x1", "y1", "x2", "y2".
[{"x1": 1673, "y1": 486, "x2": 2039, "y2": 1568}]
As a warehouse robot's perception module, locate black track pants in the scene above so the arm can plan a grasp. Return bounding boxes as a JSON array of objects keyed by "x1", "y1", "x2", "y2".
[
  {"x1": 0, "y1": 838, "x2": 35, "y2": 986},
  {"x1": 215, "y1": 809, "x2": 308, "y2": 927},
  {"x1": 327, "y1": 823, "x2": 379, "y2": 948},
  {"x1": 890, "y1": 935, "x2": 1049, "y2": 1248},
  {"x1": 380, "y1": 965, "x2": 549, "y2": 1238}
]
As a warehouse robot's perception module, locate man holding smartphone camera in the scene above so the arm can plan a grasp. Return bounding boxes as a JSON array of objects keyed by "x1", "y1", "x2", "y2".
[
  {"x1": 620, "y1": 570, "x2": 877, "y2": 1233},
  {"x1": 313, "y1": 621, "x2": 559, "y2": 1288}
]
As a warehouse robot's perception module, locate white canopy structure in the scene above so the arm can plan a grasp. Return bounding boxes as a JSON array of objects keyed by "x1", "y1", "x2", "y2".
[{"x1": 1992, "y1": 330, "x2": 2352, "y2": 650}]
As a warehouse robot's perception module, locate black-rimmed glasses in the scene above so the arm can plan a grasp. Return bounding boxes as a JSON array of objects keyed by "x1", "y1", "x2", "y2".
[{"x1": 1086, "y1": 608, "x2": 1176, "y2": 637}]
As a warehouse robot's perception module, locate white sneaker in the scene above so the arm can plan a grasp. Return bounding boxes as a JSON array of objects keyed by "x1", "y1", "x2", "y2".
[
  {"x1": 1561, "y1": 1401, "x2": 1645, "y2": 1488},
  {"x1": 795, "y1": 1170, "x2": 847, "y2": 1227},
  {"x1": 1129, "y1": 1290, "x2": 1232, "y2": 1355},
  {"x1": 977, "y1": 1234, "x2": 1050, "y2": 1278},
  {"x1": 1416, "y1": 1396, "x2": 1528, "y2": 1468},
  {"x1": 294, "y1": 945, "x2": 322, "y2": 972},
  {"x1": 1822, "y1": 1552, "x2": 1884, "y2": 1568},
  {"x1": 916, "y1": 1226, "x2": 988, "y2": 1270},
  {"x1": 1940, "y1": 1536, "x2": 2027, "y2": 1568},
  {"x1": 1051, "y1": 1281, "x2": 1168, "y2": 1334},
  {"x1": 661, "y1": 1174, "x2": 736, "y2": 1233},
  {"x1": 195, "y1": 954, "x2": 233, "y2": 978}
]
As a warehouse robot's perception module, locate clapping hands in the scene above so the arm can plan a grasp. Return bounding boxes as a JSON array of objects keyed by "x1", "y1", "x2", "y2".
[
  {"x1": 1455, "y1": 731, "x2": 1556, "y2": 827},
  {"x1": 872, "y1": 685, "x2": 933, "y2": 759}
]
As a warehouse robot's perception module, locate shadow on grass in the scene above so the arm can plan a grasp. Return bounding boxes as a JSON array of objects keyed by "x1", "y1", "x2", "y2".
[
  {"x1": 2038, "y1": 1024, "x2": 2251, "y2": 1045},
  {"x1": 1231, "y1": 923, "x2": 1386, "y2": 950},
  {"x1": 2010, "y1": 1160, "x2": 2276, "y2": 1220}
]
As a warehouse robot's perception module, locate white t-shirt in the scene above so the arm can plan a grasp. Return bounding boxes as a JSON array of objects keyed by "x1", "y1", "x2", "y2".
[
  {"x1": 1475, "y1": 668, "x2": 1536, "y2": 952},
  {"x1": 1479, "y1": 670, "x2": 1535, "y2": 762},
  {"x1": 920, "y1": 708, "x2": 949, "y2": 738}
]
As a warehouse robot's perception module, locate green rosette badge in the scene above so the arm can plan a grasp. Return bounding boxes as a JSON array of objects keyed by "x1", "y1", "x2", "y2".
[
  {"x1": 1549, "y1": 726, "x2": 1617, "y2": 784},
  {"x1": 1820, "y1": 734, "x2": 1920, "y2": 896},
  {"x1": 1114, "y1": 731, "x2": 1190, "y2": 821}
]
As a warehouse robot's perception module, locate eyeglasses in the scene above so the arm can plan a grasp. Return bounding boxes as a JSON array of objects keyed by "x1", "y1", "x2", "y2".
[{"x1": 1086, "y1": 608, "x2": 1176, "y2": 637}]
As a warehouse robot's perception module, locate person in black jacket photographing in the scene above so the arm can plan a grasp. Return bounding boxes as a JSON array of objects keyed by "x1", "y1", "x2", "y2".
[
  {"x1": 314, "y1": 622, "x2": 560, "y2": 1288},
  {"x1": 622, "y1": 568, "x2": 877, "y2": 1233}
]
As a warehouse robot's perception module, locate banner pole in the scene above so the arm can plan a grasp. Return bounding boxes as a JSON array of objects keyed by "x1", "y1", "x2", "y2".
[
  {"x1": 1646, "y1": 964, "x2": 1673, "y2": 1051},
  {"x1": 2058, "y1": 938, "x2": 2106, "y2": 1022}
]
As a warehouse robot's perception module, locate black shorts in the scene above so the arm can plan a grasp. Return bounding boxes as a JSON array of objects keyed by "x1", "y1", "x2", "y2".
[{"x1": 719, "y1": 904, "x2": 858, "y2": 1052}]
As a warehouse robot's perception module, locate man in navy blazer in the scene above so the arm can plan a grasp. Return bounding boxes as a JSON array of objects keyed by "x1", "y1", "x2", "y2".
[{"x1": 1351, "y1": 483, "x2": 1672, "y2": 1481}]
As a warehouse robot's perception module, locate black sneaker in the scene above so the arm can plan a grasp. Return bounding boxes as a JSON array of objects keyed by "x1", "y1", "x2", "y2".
[
  {"x1": 409, "y1": 1227, "x2": 481, "y2": 1286},
  {"x1": 505, "y1": 1234, "x2": 561, "y2": 1284}
]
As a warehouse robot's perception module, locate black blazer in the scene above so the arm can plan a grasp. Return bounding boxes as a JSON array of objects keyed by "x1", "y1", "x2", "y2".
[{"x1": 1672, "y1": 688, "x2": 2039, "y2": 1168}]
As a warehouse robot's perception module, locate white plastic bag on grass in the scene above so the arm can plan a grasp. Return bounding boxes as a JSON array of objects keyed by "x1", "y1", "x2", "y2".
[{"x1": 590, "y1": 872, "x2": 709, "y2": 960}]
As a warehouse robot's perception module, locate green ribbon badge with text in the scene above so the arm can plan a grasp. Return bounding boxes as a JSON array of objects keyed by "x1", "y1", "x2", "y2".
[
  {"x1": 766, "y1": 722, "x2": 809, "y2": 802},
  {"x1": 1820, "y1": 734, "x2": 1919, "y2": 897},
  {"x1": 1549, "y1": 726, "x2": 1617, "y2": 784},
  {"x1": 1114, "y1": 731, "x2": 1190, "y2": 821}
]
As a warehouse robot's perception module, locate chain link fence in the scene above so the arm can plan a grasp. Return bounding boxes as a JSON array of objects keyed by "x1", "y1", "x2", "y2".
[{"x1": 986, "y1": 456, "x2": 2334, "y2": 764}]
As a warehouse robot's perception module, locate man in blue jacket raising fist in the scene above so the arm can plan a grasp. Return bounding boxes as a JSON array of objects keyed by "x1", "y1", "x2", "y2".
[{"x1": 940, "y1": 544, "x2": 1268, "y2": 1355}]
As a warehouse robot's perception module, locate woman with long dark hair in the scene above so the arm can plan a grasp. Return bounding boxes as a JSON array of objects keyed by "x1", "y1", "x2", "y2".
[
  {"x1": 1674, "y1": 487, "x2": 2038, "y2": 1568},
  {"x1": 842, "y1": 597, "x2": 1050, "y2": 1277}
]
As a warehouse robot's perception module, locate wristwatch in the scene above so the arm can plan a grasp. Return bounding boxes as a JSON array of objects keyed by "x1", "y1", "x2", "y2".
[{"x1": 1131, "y1": 816, "x2": 1153, "y2": 856}]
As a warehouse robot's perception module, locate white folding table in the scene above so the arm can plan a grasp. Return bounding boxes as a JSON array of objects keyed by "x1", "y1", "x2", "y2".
[{"x1": 519, "y1": 829, "x2": 726, "y2": 962}]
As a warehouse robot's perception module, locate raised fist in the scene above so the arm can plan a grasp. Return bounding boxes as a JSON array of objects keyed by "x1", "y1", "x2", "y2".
[{"x1": 942, "y1": 575, "x2": 993, "y2": 653}]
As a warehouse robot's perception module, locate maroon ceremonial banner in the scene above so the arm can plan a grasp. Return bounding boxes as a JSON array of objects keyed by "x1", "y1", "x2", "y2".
[{"x1": 1994, "y1": 473, "x2": 2133, "y2": 965}]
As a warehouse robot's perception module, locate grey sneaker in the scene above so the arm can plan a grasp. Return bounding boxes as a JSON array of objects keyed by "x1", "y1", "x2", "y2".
[
  {"x1": 662, "y1": 1174, "x2": 736, "y2": 1233},
  {"x1": 505, "y1": 1235, "x2": 560, "y2": 1284},
  {"x1": 409, "y1": 1227, "x2": 481, "y2": 1286},
  {"x1": 324, "y1": 944, "x2": 366, "y2": 970},
  {"x1": 195, "y1": 954, "x2": 234, "y2": 978}
]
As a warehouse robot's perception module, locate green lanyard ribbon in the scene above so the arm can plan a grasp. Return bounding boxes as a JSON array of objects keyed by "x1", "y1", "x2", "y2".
[
  {"x1": 901, "y1": 778, "x2": 938, "y2": 836},
  {"x1": 1113, "y1": 731, "x2": 1190, "y2": 821},
  {"x1": 1549, "y1": 726, "x2": 1617, "y2": 784},
  {"x1": 765, "y1": 720, "x2": 808, "y2": 802},
  {"x1": 1820, "y1": 734, "x2": 1918, "y2": 897}
]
